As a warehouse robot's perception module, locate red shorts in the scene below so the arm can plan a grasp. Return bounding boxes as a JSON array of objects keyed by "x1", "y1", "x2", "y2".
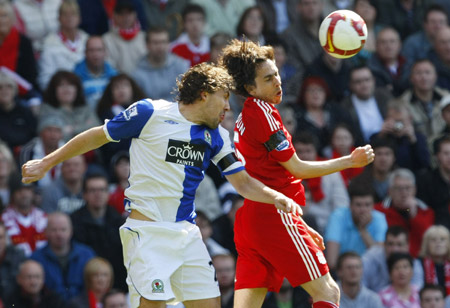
[{"x1": 234, "y1": 199, "x2": 329, "y2": 292}]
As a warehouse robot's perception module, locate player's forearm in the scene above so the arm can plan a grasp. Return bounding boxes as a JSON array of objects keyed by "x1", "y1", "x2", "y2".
[
  {"x1": 283, "y1": 155, "x2": 353, "y2": 179},
  {"x1": 42, "y1": 126, "x2": 109, "y2": 170},
  {"x1": 226, "y1": 170, "x2": 284, "y2": 204}
]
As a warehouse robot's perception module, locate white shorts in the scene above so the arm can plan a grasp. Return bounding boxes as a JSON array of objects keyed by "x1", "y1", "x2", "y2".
[{"x1": 119, "y1": 218, "x2": 220, "y2": 306}]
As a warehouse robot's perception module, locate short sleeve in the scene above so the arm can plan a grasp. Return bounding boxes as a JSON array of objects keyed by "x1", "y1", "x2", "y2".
[
  {"x1": 104, "y1": 99, "x2": 154, "y2": 142},
  {"x1": 211, "y1": 126, "x2": 244, "y2": 176}
]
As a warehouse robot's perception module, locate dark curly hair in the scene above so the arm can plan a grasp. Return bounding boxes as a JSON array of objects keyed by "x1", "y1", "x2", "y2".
[
  {"x1": 176, "y1": 63, "x2": 234, "y2": 105},
  {"x1": 219, "y1": 39, "x2": 274, "y2": 97}
]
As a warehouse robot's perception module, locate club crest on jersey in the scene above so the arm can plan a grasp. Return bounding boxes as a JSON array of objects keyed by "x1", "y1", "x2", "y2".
[
  {"x1": 275, "y1": 140, "x2": 290, "y2": 151},
  {"x1": 151, "y1": 279, "x2": 164, "y2": 293},
  {"x1": 166, "y1": 139, "x2": 206, "y2": 168},
  {"x1": 123, "y1": 105, "x2": 138, "y2": 120},
  {"x1": 204, "y1": 130, "x2": 212, "y2": 145}
]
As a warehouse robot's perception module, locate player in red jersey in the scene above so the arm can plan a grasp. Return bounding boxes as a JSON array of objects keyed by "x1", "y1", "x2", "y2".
[{"x1": 220, "y1": 39, "x2": 375, "y2": 308}]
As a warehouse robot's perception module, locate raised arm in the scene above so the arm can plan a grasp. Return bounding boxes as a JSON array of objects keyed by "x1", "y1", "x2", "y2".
[
  {"x1": 280, "y1": 145, "x2": 375, "y2": 179},
  {"x1": 22, "y1": 125, "x2": 109, "y2": 183},
  {"x1": 225, "y1": 170, "x2": 302, "y2": 216}
]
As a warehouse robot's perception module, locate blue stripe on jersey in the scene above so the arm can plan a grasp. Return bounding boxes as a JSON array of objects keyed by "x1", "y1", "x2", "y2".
[
  {"x1": 106, "y1": 100, "x2": 154, "y2": 141},
  {"x1": 175, "y1": 125, "x2": 224, "y2": 223}
]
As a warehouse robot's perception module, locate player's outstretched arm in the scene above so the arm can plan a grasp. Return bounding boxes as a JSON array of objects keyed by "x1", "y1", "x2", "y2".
[
  {"x1": 225, "y1": 170, "x2": 303, "y2": 216},
  {"x1": 22, "y1": 126, "x2": 110, "y2": 184},
  {"x1": 280, "y1": 145, "x2": 375, "y2": 180}
]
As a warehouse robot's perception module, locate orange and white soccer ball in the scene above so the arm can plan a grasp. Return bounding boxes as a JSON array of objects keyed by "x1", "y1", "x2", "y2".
[{"x1": 318, "y1": 10, "x2": 367, "y2": 59}]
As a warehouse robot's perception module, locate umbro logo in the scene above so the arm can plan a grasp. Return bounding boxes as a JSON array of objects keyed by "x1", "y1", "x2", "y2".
[{"x1": 164, "y1": 120, "x2": 179, "y2": 124}]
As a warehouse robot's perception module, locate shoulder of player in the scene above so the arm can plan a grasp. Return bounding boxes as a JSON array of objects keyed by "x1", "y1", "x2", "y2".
[{"x1": 243, "y1": 97, "x2": 280, "y2": 131}]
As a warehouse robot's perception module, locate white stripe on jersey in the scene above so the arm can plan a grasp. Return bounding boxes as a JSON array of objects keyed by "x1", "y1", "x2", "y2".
[
  {"x1": 255, "y1": 99, "x2": 279, "y2": 132},
  {"x1": 278, "y1": 210, "x2": 321, "y2": 280}
]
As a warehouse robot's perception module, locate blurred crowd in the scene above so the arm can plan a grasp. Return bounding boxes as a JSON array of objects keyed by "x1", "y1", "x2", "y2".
[{"x1": 0, "y1": 0, "x2": 450, "y2": 307}]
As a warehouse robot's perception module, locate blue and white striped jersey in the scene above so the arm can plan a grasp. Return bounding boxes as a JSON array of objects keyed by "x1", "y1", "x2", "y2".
[{"x1": 103, "y1": 99, "x2": 244, "y2": 223}]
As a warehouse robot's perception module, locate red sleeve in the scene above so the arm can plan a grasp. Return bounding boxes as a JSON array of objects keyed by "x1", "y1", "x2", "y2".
[{"x1": 244, "y1": 102, "x2": 295, "y2": 162}]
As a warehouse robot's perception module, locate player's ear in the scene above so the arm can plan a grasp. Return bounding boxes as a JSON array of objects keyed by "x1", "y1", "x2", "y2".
[
  {"x1": 200, "y1": 91, "x2": 208, "y2": 101},
  {"x1": 244, "y1": 84, "x2": 255, "y2": 96}
]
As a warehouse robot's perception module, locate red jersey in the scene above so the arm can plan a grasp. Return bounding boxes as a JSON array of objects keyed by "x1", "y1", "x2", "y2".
[{"x1": 234, "y1": 97, "x2": 305, "y2": 205}]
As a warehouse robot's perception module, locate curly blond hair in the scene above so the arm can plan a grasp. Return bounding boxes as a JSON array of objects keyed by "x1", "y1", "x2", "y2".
[{"x1": 176, "y1": 63, "x2": 234, "y2": 105}]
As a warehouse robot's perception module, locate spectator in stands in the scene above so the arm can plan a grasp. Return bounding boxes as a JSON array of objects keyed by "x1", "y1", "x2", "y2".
[
  {"x1": 336, "y1": 252, "x2": 384, "y2": 308},
  {"x1": 38, "y1": 0, "x2": 88, "y2": 90},
  {"x1": 40, "y1": 71, "x2": 100, "y2": 142},
  {"x1": 352, "y1": 136, "x2": 396, "y2": 203},
  {"x1": 280, "y1": 0, "x2": 323, "y2": 69},
  {"x1": 19, "y1": 115, "x2": 65, "y2": 189},
  {"x1": 375, "y1": 168, "x2": 435, "y2": 257},
  {"x1": 71, "y1": 173, "x2": 126, "y2": 291},
  {"x1": 0, "y1": 141, "x2": 17, "y2": 207},
  {"x1": 420, "y1": 284, "x2": 446, "y2": 308},
  {"x1": 13, "y1": 0, "x2": 60, "y2": 53},
  {"x1": 325, "y1": 124, "x2": 364, "y2": 187},
  {"x1": 212, "y1": 195, "x2": 245, "y2": 258},
  {"x1": 74, "y1": 36, "x2": 118, "y2": 110},
  {"x1": 0, "y1": 221, "x2": 26, "y2": 300},
  {"x1": 0, "y1": 72, "x2": 37, "y2": 153},
  {"x1": 278, "y1": 105, "x2": 297, "y2": 136},
  {"x1": 418, "y1": 226, "x2": 450, "y2": 296},
  {"x1": 417, "y1": 135, "x2": 450, "y2": 229},
  {"x1": 402, "y1": 4, "x2": 449, "y2": 64},
  {"x1": 141, "y1": 0, "x2": 188, "y2": 41},
  {"x1": 372, "y1": 101, "x2": 430, "y2": 174},
  {"x1": 77, "y1": 0, "x2": 147, "y2": 36},
  {"x1": 96, "y1": 74, "x2": 145, "y2": 122},
  {"x1": 40, "y1": 155, "x2": 86, "y2": 214},
  {"x1": 209, "y1": 32, "x2": 232, "y2": 65},
  {"x1": 268, "y1": 37, "x2": 300, "y2": 104},
  {"x1": 236, "y1": 6, "x2": 274, "y2": 46},
  {"x1": 195, "y1": 174, "x2": 223, "y2": 221},
  {"x1": 0, "y1": 0, "x2": 37, "y2": 94},
  {"x1": 292, "y1": 76, "x2": 353, "y2": 155},
  {"x1": 68, "y1": 257, "x2": 114, "y2": 308},
  {"x1": 96, "y1": 74, "x2": 145, "y2": 168},
  {"x1": 30, "y1": 212, "x2": 95, "y2": 300},
  {"x1": 102, "y1": 289, "x2": 129, "y2": 308},
  {"x1": 256, "y1": 0, "x2": 298, "y2": 34},
  {"x1": 322, "y1": 0, "x2": 353, "y2": 15},
  {"x1": 379, "y1": 252, "x2": 421, "y2": 308},
  {"x1": 440, "y1": 95, "x2": 450, "y2": 134},
  {"x1": 303, "y1": 48, "x2": 353, "y2": 103},
  {"x1": 261, "y1": 278, "x2": 312, "y2": 308},
  {"x1": 107, "y1": 151, "x2": 129, "y2": 216},
  {"x1": 212, "y1": 253, "x2": 236, "y2": 308},
  {"x1": 196, "y1": 210, "x2": 230, "y2": 258},
  {"x1": 362, "y1": 225, "x2": 423, "y2": 292},
  {"x1": 1, "y1": 175, "x2": 46, "y2": 256},
  {"x1": 133, "y1": 27, "x2": 190, "y2": 101},
  {"x1": 398, "y1": 59, "x2": 449, "y2": 141},
  {"x1": 368, "y1": 27, "x2": 412, "y2": 96},
  {"x1": 171, "y1": 4, "x2": 210, "y2": 66},
  {"x1": 429, "y1": 26, "x2": 450, "y2": 90},
  {"x1": 376, "y1": 0, "x2": 431, "y2": 40},
  {"x1": 190, "y1": 0, "x2": 255, "y2": 37},
  {"x1": 3, "y1": 260, "x2": 65, "y2": 308},
  {"x1": 102, "y1": 0, "x2": 146, "y2": 74},
  {"x1": 293, "y1": 132, "x2": 350, "y2": 234},
  {"x1": 351, "y1": 0, "x2": 381, "y2": 66},
  {"x1": 325, "y1": 181, "x2": 387, "y2": 271},
  {"x1": 341, "y1": 65, "x2": 392, "y2": 145}
]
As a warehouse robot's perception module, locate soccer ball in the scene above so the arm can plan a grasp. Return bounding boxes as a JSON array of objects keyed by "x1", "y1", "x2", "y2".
[{"x1": 318, "y1": 10, "x2": 367, "y2": 59}]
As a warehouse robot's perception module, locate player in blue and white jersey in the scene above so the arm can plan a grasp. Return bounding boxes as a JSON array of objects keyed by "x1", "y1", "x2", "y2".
[{"x1": 22, "y1": 63, "x2": 302, "y2": 308}]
